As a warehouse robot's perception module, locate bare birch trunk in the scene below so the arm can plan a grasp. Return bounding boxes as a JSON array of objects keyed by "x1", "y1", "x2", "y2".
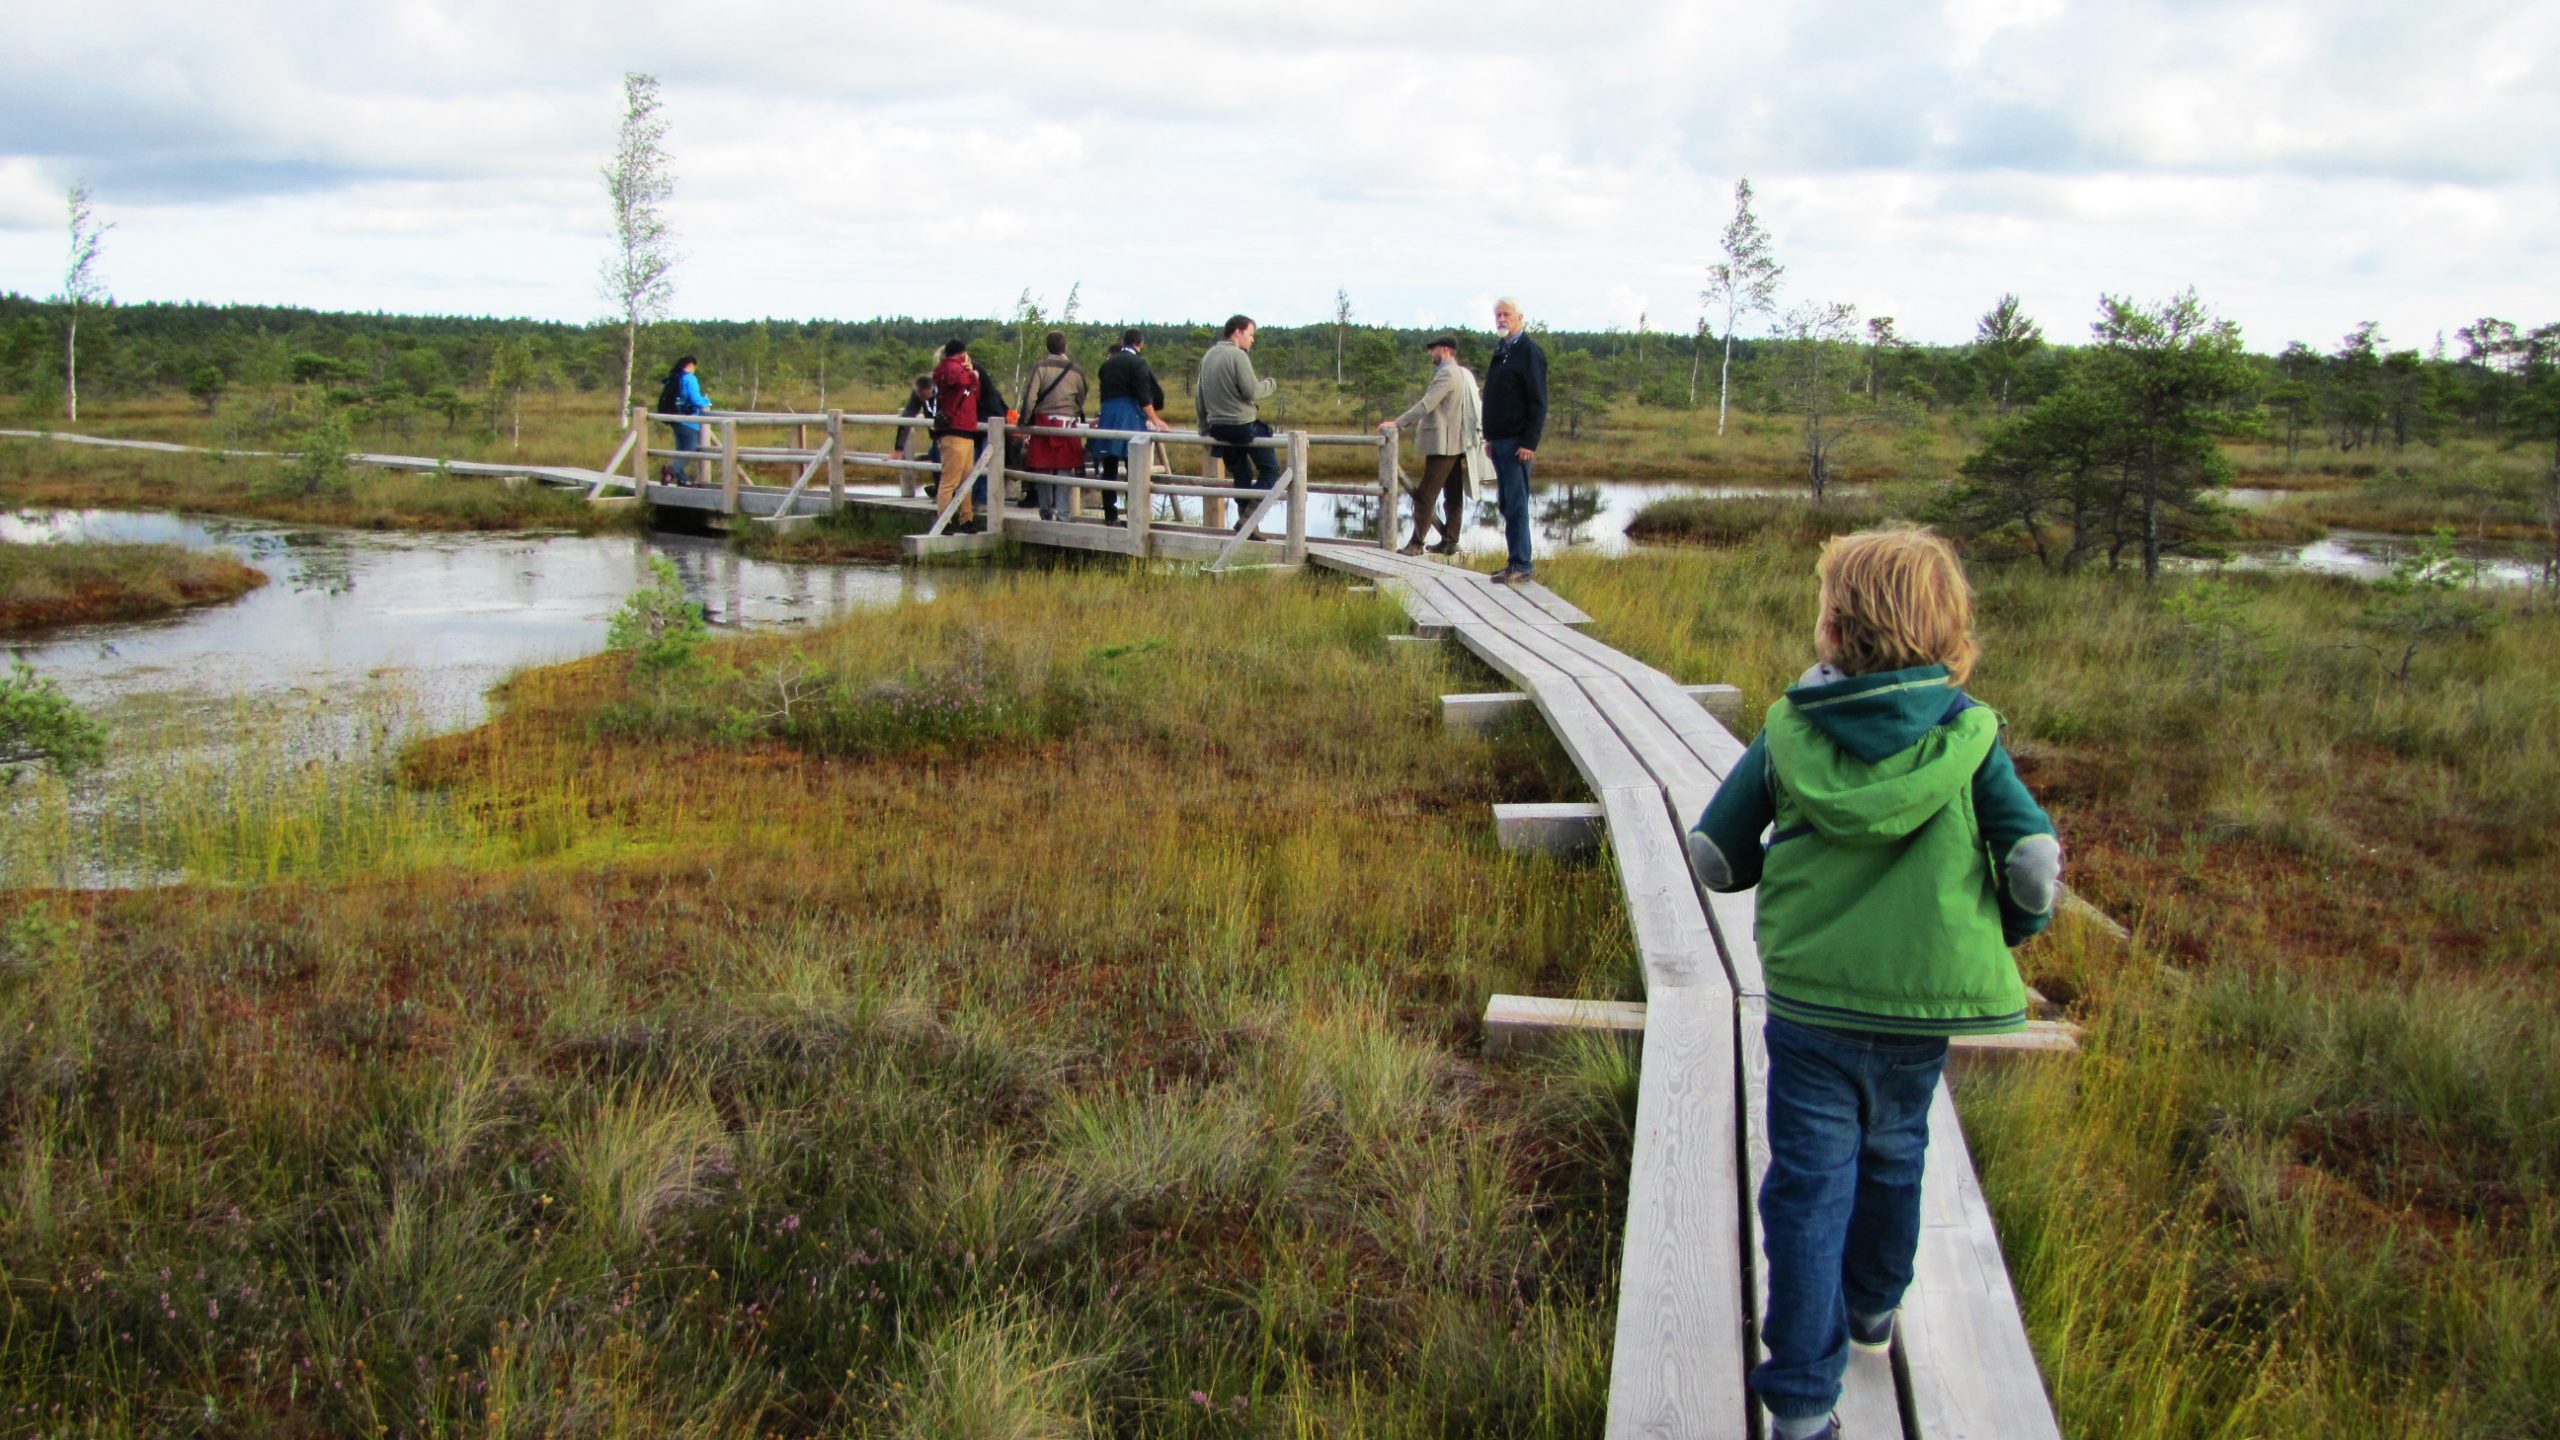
[
  {"x1": 65, "y1": 309, "x2": 78, "y2": 423},
  {"x1": 620, "y1": 312, "x2": 637, "y2": 422},
  {"x1": 1717, "y1": 332, "x2": 1736, "y2": 436}
]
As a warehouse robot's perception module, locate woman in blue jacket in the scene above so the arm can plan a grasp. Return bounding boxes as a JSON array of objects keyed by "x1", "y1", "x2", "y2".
[{"x1": 659, "y1": 356, "x2": 714, "y2": 485}]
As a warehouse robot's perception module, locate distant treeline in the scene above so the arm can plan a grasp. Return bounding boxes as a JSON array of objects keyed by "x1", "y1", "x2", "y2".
[
  {"x1": 3, "y1": 292, "x2": 2555, "y2": 454},
  {"x1": 1, "y1": 292, "x2": 2051, "y2": 421}
]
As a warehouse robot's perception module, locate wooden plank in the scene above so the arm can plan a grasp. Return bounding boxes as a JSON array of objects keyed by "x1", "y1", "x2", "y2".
[
  {"x1": 1208, "y1": 467, "x2": 1293, "y2": 571},
  {"x1": 1473, "y1": 569, "x2": 1580, "y2": 630},
  {"x1": 1688, "y1": 683, "x2": 1744, "y2": 726},
  {"x1": 1604, "y1": 981, "x2": 1751, "y2": 1439},
  {"x1": 1440, "y1": 684, "x2": 1735, "y2": 733},
  {"x1": 1402, "y1": 588, "x2": 1451, "y2": 637},
  {"x1": 719, "y1": 419, "x2": 741, "y2": 516},
  {"x1": 1596, "y1": 786, "x2": 1728, "y2": 994},
  {"x1": 825, "y1": 410, "x2": 844, "y2": 508},
  {"x1": 1493, "y1": 801, "x2": 1605, "y2": 857},
  {"x1": 982, "y1": 417, "x2": 1007, "y2": 539},
  {"x1": 1900, "y1": 1084, "x2": 2064, "y2": 1440},
  {"x1": 1945, "y1": 1022, "x2": 2083, "y2": 1084},
  {"x1": 589, "y1": 424, "x2": 640, "y2": 499},
  {"x1": 1483, "y1": 994, "x2": 1648, "y2": 1058},
  {"x1": 901, "y1": 530, "x2": 1002, "y2": 559},
  {"x1": 757, "y1": 438, "x2": 835, "y2": 523},
  {"x1": 1441, "y1": 691, "x2": 1528, "y2": 735},
  {"x1": 1286, "y1": 430, "x2": 1310, "y2": 565},
  {"x1": 1448, "y1": 624, "x2": 1657, "y2": 797},
  {"x1": 628, "y1": 404, "x2": 651, "y2": 493},
  {"x1": 923, "y1": 443, "x2": 987, "y2": 536},
  {"x1": 1127, "y1": 435, "x2": 1153, "y2": 552},
  {"x1": 1510, "y1": 576, "x2": 1594, "y2": 626},
  {"x1": 1580, "y1": 672, "x2": 1720, "y2": 823},
  {"x1": 1375, "y1": 439, "x2": 1399, "y2": 549},
  {"x1": 1701, "y1": 886, "x2": 1768, "y2": 1000},
  {"x1": 1001, "y1": 516, "x2": 1148, "y2": 556},
  {"x1": 1539, "y1": 624, "x2": 1752, "y2": 778}
]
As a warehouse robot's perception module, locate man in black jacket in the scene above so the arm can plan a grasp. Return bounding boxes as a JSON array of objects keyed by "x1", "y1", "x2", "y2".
[{"x1": 1482, "y1": 297, "x2": 1548, "y2": 583}]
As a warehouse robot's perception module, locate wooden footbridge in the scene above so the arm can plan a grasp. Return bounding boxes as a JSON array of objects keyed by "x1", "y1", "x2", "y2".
[
  {"x1": 1314, "y1": 548, "x2": 2069, "y2": 1440},
  {"x1": 9, "y1": 414, "x2": 2071, "y2": 1435},
  {"x1": 593, "y1": 403, "x2": 1406, "y2": 567}
]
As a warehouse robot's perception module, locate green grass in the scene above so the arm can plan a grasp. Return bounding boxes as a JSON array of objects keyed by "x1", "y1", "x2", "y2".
[
  {"x1": 0, "y1": 437, "x2": 633, "y2": 536},
  {"x1": 1540, "y1": 538, "x2": 2560, "y2": 1437},
  {"x1": 725, "y1": 505, "x2": 927, "y2": 566},
  {"x1": 0, "y1": 538, "x2": 266, "y2": 633},
  {"x1": 0, "y1": 565, "x2": 1634, "y2": 1436},
  {"x1": 1620, "y1": 491, "x2": 1893, "y2": 548}
]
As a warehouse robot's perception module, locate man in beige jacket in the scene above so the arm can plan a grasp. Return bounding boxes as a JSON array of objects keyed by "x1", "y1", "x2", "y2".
[{"x1": 1379, "y1": 336, "x2": 1487, "y2": 555}]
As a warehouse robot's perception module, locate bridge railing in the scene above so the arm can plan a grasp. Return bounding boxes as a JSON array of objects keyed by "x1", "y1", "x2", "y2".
[{"x1": 612, "y1": 404, "x2": 1422, "y2": 562}]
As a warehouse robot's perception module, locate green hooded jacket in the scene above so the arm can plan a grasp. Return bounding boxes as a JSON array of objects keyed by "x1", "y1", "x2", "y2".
[{"x1": 1690, "y1": 663, "x2": 2058, "y2": 1036}]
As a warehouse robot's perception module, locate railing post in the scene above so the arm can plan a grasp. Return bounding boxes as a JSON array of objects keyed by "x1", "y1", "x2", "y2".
[
  {"x1": 1203, "y1": 443, "x2": 1227, "y2": 530},
  {"x1": 721, "y1": 418, "x2": 741, "y2": 516},
  {"x1": 826, "y1": 409, "x2": 844, "y2": 510},
  {"x1": 1128, "y1": 435, "x2": 1153, "y2": 558},
  {"x1": 1286, "y1": 430, "x2": 1310, "y2": 565},
  {"x1": 983, "y1": 415, "x2": 1006, "y2": 539},
  {"x1": 1375, "y1": 435, "x2": 1398, "y2": 550},
  {"x1": 629, "y1": 404, "x2": 648, "y2": 493}
]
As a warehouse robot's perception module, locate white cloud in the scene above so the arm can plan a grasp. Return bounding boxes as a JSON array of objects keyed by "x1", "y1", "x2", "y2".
[{"x1": 1, "y1": 0, "x2": 2555, "y2": 347}]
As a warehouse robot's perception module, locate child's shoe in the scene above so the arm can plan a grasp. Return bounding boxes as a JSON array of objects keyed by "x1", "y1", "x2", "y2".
[{"x1": 1848, "y1": 1308, "x2": 1896, "y2": 1353}]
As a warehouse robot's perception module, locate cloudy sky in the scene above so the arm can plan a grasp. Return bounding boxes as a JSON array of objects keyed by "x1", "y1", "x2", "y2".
[{"x1": 5, "y1": 0, "x2": 2554, "y2": 352}]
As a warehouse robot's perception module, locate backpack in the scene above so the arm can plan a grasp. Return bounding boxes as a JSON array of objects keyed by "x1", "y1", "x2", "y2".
[{"x1": 655, "y1": 371, "x2": 687, "y2": 418}]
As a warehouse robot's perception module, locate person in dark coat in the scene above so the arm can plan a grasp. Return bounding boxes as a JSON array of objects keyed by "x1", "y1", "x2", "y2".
[
  {"x1": 893, "y1": 374, "x2": 937, "y2": 465},
  {"x1": 1091, "y1": 329, "x2": 1169, "y2": 526},
  {"x1": 1481, "y1": 297, "x2": 1549, "y2": 584}
]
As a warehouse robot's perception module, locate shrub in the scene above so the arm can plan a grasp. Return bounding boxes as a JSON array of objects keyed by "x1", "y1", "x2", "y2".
[
  {"x1": 0, "y1": 660, "x2": 105, "y2": 781},
  {"x1": 605, "y1": 555, "x2": 708, "y2": 676}
]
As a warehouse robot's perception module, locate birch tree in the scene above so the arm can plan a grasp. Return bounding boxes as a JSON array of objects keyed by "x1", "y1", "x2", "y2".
[
  {"x1": 601, "y1": 72, "x2": 677, "y2": 421},
  {"x1": 63, "y1": 182, "x2": 112, "y2": 424},
  {"x1": 1334, "y1": 289, "x2": 1353, "y2": 385},
  {"x1": 1701, "y1": 178, "x2": 1782, "y2": 435}
]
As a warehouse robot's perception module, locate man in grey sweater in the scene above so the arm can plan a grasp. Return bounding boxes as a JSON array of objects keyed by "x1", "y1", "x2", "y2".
[{"x1": 1196, "y1": 314, "x2": 1281, "y2": 530}]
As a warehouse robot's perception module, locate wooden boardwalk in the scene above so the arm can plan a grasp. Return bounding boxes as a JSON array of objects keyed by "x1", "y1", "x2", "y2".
[
  {"x1": 9, "y1": 420, "x2": 2065, "y2": 1432},
  {"x1": 1305, "y1": 543, "x2": 2063, "y2": 1440}
]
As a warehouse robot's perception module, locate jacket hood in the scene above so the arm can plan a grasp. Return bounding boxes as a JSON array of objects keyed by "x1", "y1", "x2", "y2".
[{"x1": 1764, "y1": 663, "x2": 1997, "y2": 847}]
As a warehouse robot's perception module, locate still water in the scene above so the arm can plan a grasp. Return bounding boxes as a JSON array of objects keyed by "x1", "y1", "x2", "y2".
[{"x1": 2, "y1": 509, "x2": 936, "y2": 747}]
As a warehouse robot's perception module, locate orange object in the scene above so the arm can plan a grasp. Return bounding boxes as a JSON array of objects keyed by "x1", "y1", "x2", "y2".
[{"x1": 1006, "y1": 409, "x2": 1019, "y2": 423}]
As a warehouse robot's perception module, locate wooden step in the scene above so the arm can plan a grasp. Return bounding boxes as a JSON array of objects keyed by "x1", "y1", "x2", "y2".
[
  {"x1": 1492, "y1": 802, "x2": 1606, "y2": 856},
  {"x1": 1443, "y1": 683, "x2": 1741, "y2": 735},
  {"x1": 1482, "y1": 994, "x2": 1649, "y2": 1057}
]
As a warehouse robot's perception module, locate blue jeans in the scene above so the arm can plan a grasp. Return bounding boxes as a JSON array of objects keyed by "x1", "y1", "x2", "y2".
[
  {"x1": 671, "y1": 423, "x2": 702, "y2": 484},
  {"x1": 1753, "y1": 1015, "x2": 1948, "y2": 1425},
  {"x1": 1490, "y1": 438, "x2": 1533, "y2": 572}
]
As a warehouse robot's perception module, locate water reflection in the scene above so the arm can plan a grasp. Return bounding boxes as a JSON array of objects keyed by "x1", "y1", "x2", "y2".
[
  {"x1": 1308, "y1": 478, "x2": 1789, "y2": 556},
  {"x1": 4, "y1": 508, "x2": 935, "y2": 748}
]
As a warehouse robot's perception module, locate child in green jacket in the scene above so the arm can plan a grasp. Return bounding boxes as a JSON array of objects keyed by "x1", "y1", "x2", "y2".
[{"x1": 1689, "y1": 525, "x2": 2060, "y2": 1440}]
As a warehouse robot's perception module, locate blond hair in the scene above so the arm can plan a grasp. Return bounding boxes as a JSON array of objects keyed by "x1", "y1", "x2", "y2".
[{"x1": 1813, "y1": 525, "x2": 1979, "y2": 684}]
